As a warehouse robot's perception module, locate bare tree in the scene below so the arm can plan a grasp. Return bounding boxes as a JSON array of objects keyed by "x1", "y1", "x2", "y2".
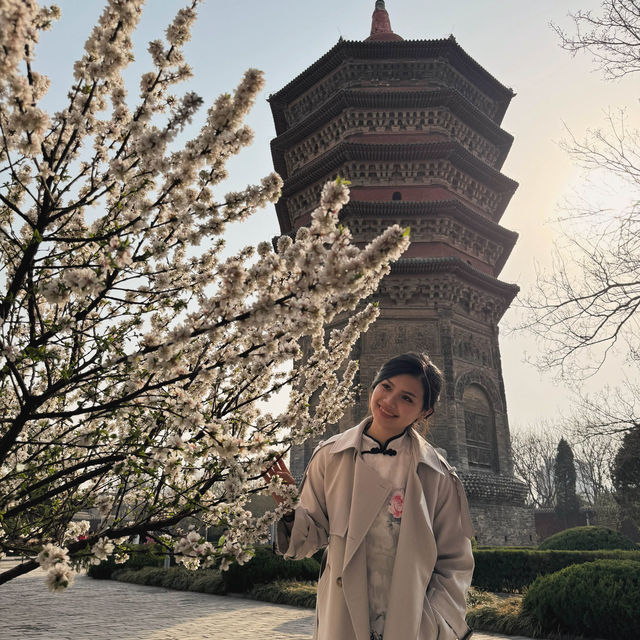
[
  {"x1": 562, "y1": 397, "x2": 622, "y2": 507},
  {"x1": 572, "y1": 435, "x2": 617, "y2": 507},
  {"x1": 521, "y1": 110, "x2": 640, "y2": 375},
  {"x1": 512, "y1": 422, "x2": 617, "y2": 510},
  {"x1": 552, "y1": 0, "x2": 640, "y2": 79},
  {"x1": 522, "y1": 2, "x2": 640, "y2": 376},
  {"x1": 511, "y1": 426, "x2": 558, "y2": 508},
  {"x1": 566, "y1": 383, "x2": 640, "y2": 437}
]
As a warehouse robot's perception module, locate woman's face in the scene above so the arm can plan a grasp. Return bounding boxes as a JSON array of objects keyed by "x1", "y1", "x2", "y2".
[{"x1": 369, "y1": 373, "x2": 428, "y2": 437}]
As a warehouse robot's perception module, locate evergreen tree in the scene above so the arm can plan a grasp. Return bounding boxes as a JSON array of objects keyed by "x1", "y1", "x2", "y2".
[
  {"x1": 612, "y1": 427, "x2": 640, "y2": 537},
  {"x1": 554, "y1": 438, "x2": 581, "y2": 528}
]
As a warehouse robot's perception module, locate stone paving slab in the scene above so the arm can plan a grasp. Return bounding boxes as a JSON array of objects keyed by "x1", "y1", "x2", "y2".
[{"x1": 0, "y1": 560, "x2": 534, "y2": 640}]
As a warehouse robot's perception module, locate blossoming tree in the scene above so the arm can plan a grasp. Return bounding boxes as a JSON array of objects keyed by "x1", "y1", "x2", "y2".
[{"x1": 0, "y1": 0, "x2": 409, "y2": 590}]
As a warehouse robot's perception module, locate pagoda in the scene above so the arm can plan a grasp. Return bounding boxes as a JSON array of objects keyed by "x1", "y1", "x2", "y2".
[{"x1": 269, "y1": 1, "x2": 533, "y2": 545}]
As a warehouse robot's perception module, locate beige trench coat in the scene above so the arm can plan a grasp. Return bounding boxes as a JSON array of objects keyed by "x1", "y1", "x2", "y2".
[{"x1": 276, "y1": 419, "x2": 474, "y2": 640}]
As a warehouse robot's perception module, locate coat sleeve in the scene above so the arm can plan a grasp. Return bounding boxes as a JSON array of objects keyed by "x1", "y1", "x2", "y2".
[
  {"x1": 426, "y1": 469, "x2": 474, "y2": 640},
  {"x1": 274, "y1": 446, "x2": 330, "y2": 560}
]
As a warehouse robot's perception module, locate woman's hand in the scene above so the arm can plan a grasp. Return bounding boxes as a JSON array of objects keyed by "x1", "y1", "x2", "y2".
[{"x1": 262, "y1": 456, "x2": 295, "y2": 505}]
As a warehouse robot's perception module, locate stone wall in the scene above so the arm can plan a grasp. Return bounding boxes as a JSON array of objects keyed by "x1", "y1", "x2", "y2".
[
  {"x1": 469, "y1": 502, "x2": 536, "y2": 546},
  {"x1": 462, "y1": 471, "x2": 535, "y2": 546}
]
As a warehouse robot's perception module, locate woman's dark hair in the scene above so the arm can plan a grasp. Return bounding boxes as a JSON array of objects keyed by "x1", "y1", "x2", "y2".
[{"x1": 371, "y1": 352, "x2": 443, "y2": 412}]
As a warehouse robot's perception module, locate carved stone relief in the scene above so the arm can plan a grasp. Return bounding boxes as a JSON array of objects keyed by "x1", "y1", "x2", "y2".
[
  {"x1": 286, "y1": 158, "x2": 506, "y2": 221},
  {"x1": 378, "y1": 276, "x2": 511, "y2": 323},
  {"x1": 346, "y1": 216, "x2": 505, "y2": 266},
  {"x1": 454, "y1": 369, "x2": 504, "y2": 413},
  {"x1": 453, "y1": 328, "x2": 494, "y2": 367},
  {"x1": 364, "y1": 320, "x2": 439, "y2": 355},
  {"x1": 284, "y1": 107, "x2": 500, "y2": 174},
  {"x1": 284, "y1": 59, "x2": 500, "y2": 127}
]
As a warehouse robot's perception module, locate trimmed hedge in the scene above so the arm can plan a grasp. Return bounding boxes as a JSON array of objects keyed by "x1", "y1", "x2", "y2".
[
  {"x1": 222, "y1": 546, "x2": 320, "y2": 593},
  {"x1": 87, "y1": 544, "x2": 319, "y2": 591},
  {"x1": 248, "y1": 580, "x2": 317, "y2": 608},
  {"x1": 521, "y1": 559, "x2": 640, "y2": 640},
  {"x1": 472, "y1": 547, "x2": 640, "y2": 592},
  {"x1": 114, "y1": 566, "x2": 226, "y2": 594},
  {"x1": 538, "y1": 525, "x2": 637, "y2": 550}
]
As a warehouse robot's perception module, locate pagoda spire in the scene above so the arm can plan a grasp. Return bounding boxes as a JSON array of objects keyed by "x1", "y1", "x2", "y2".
[{"x1": 365, "y1": 1, "x2": 404, "y2": 42}]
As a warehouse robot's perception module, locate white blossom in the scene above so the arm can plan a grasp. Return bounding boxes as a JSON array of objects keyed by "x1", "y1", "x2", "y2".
[
  {"x1": 37, "y1": 544, "x2": 70, "y2": 570},
  {"x1": 90, "y1": 537, "x2": 115, "y2": 564},
  {"x1": 0, "y1": 0, "x2": 409, "y2": 590},
  {"x1": 45, "y1": 562, "x2": 75, "y2": 592},
  {"x1": 63, "y1": 521, "x2": 90, "y2": 543}
]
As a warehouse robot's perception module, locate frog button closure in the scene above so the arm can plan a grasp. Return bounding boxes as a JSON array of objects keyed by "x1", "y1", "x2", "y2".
[{"x1": 336, "y1": 576, "x2": 343, "y2": 587}]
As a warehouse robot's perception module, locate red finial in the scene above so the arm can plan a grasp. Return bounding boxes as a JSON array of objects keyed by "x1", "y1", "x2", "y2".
[{"x1": 365, "y1": 1, "x2": 404, "y2": 42}]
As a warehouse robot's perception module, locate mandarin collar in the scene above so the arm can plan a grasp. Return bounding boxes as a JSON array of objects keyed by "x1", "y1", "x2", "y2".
[
  {"x1": 362, "y1": 422, "x2": 410, "y2": 456},
  {"x1": 329, "y1": 417, "x2": 446, "y2": 475}
]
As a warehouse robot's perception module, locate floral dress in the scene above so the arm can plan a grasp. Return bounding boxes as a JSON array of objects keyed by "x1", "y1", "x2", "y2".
[{"x1": 361, "y1": 429, "x2": 412, "y2": 640}]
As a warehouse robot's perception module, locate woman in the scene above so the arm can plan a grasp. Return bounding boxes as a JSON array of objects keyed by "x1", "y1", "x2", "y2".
[{"x1": 265, "y1": 352, "x2": 474, "y2": 640}]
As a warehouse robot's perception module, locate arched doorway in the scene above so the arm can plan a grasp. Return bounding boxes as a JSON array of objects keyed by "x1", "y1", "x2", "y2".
[{"x1": 463, "y1": 384, "x2": 498, "y2": 472}]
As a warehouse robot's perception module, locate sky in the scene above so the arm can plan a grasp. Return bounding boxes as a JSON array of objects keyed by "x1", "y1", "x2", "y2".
[{"x1": 34, "y1": 0, "x2": 638, "y2": 432}]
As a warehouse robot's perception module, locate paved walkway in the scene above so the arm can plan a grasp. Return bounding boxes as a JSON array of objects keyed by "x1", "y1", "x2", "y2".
[{"x1": 0, "y1": 561, "x2": 534, "y2": 640}]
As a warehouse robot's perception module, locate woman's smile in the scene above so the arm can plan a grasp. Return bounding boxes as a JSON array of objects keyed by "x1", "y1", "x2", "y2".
[{"x1": 377, "y1": 403, "x2": 397, "y2": 418}]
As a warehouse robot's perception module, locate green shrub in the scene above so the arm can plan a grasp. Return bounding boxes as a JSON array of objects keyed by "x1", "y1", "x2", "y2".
[
  {"x1": 86, "y1": 560, "x2": 118, "y2": 580},
  {"x1": 112, "y1": 567, "x2": 160, "y2": 585},
  {"x1": 114, "y1": 566, "x2": 226, "y2": 595},
  {"x1": 122, "y1": 543, "x2": 168, "y2": 569},
  {"x1": 88, "y1": 544, "x2": 319, "y2": 593},
  {"x1": 222, "y1": 546, "x2": 320, "y2": 593},
  {"x1": 187, "y1": 570, "x2": 226, "y2": 595},
  {"x1": 521, "y1": 559, "x2": 640, "y2": 640},
  {"x1": 472, "y1": 547, "x2": 640, "y2": 592},
  {"x1": 248, "y1": 580, "x2": 317, "y2": 608},
  {"x1": 539, "y1": 525, "x2": 637, "y2": 550}
]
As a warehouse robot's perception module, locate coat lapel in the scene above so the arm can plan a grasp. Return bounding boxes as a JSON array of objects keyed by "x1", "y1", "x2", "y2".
[
  {"x1": 341, "y1": 544, "x2": 371, "y2": 640},
  {"x1": 341, "y1": 457, "x2": 391, "y2": 640},
  {"x1": 383, "y1": 445, "x2": 438, "y2": 639},
  {"x1": 343, "y1": 453, "x2": 391, "y2": 569}
]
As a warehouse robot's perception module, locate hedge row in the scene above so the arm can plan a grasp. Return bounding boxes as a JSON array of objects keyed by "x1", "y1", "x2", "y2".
[
  {"x1": 248, "y1": 580, "x2": 318, "y2": 608},
  {"x1": 114, "y1": 566, "x2": 226, "y2": 594},
  {"x1": 90, "y1": 543, "x2": 640, "y2": 594},
  {"x1": 110, "y1": 562, "x2": 640, "y2": 640},
  {"x1": 223, "y1": 546, "x2": 320, "y2": 592},
  {"x1": 90, "y1": 545, "x2": 320, "y2": 591},
  {"x1": 472, "y1": 548, "x2": 640, "y2": 592}
]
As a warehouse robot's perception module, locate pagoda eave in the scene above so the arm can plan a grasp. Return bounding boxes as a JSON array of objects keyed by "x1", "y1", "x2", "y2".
[
  {"x1": 269, "y1": 37, "x2": 515, "y2": 126},
  {"x1": 271, "y1": 88, "x2": 514, "y2": 149},
  {"x1": 270, "y1": 88, "x2": 514, "y2": 175},
  {"x1": 281, "y1": 141, "x2": 517, "y2": 192},
  {"x1": 387, "y1": 256, "x2": 520, "y2": 318},
  {"x1": 340, "y1": 199, "x2": 518, "y2": 273}
]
